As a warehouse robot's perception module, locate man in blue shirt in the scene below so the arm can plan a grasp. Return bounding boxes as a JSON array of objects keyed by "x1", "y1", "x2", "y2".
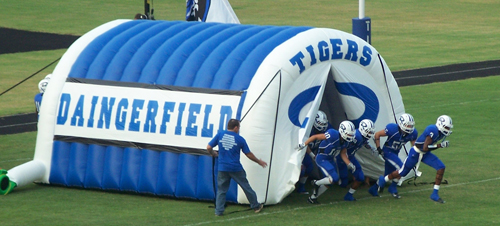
[
  {"x1": 298, "y1": 120, "x2": 356, "y2": 204},
  {"x1": 370, "y1": 115, "x2": 453, "y2": 203},
  {"x1": 207, "y1": 119, "x2": 268, "y2": 216},
  {"x1": 338, "y1": 119, "x2": 377, "y2": 201},
  {"x1": 369, "y1": 113, "x2": 418, "y2": 198}
]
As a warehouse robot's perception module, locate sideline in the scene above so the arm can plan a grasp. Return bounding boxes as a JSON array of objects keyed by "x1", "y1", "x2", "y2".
[
  {"x1": 0, "y1": 158, "x2": 32, "y2": 163},
  {"x1": 183, "y1": 177, "x2": 500, "y2": 226}
]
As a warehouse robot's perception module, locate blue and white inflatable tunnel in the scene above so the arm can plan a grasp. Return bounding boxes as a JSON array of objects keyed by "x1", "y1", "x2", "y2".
[{"x1": 3, "y1": 19, "x2": 412, "y2": 204}]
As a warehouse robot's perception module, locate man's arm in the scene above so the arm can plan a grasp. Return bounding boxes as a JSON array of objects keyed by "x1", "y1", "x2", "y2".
[
  {"x1": 306, "y1": 146, "x2": 316, "y2": 159},
  {"x1": 304, "y1": 133, "x2": 327, "y2": 146},
  {"x1": 421, "y1": 136, "x2": 435, "y2": 152},
  {"x1": 374, "y1": 129, "x2": 386, "y2": 149},
  {"x1": 245, "y1": 152, "x2": 267, "y2": 168},
  {"x1": 341, "y1": 148, "x2": 356, "y2": 172},
  {"x1": 206, "y1": 144, "x2": 218, "y2": 157}
]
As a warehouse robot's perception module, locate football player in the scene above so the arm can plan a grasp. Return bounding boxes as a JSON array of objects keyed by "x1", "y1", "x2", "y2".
[
  {"x1": 298, "y1": 120, "x2": 356, "y2": 204},
  {"x1": 369, "y1": 113, "x2": 418, "y2": 198},
  {"x1": 338, "y1": 119, "x2": 377, "y2": 201},
  {"x1": 295, "y1": 110, "x2": 333, "y2": 194},
  {"x1": 34, "y1": 76, "x2": 50, "y2": 116},
  {"x1": 370, "y1": 115, "x2": 453, "y2": 203}
]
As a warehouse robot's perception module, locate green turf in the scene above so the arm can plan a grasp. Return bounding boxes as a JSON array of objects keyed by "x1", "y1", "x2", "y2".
[
  {"x1": 1, "y1": 0, "x2": 499, "y2": 116},
  {"x1": 2, "y1": 76, "x2": 500, "y2": 225}
]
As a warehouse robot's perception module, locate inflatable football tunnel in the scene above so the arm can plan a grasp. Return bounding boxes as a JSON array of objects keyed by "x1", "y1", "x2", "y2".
[{"x1": 1, "y1": 19, "x2": 411, "y2": 204}]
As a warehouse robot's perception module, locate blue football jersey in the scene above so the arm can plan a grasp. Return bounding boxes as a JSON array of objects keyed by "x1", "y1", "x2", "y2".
[
  {"x1": 382, "y1": 123, "x2": 418, "y2": 154},
  {"x1": 317, "y1": 129, "x2": 349, "y2": 156},
  {"x1": 415, "y1": 124, "x2": 446, "y2": 149},
  {"x1": 346, "y1": 130, "x2": 367, "y2": 157},
  {"x1": 308, "y1": 122, "x2": 333, "y2": 153}
]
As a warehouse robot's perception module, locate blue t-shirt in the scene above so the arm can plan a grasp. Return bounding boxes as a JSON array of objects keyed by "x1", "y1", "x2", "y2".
[
  {"x1": 317, "y1": 129, "x2": 349, "y2": 157},
  {"x1": 415, "y1": 124, "x2": 446, "y2": 150},
  {"x1": 208, "y1": 130, "x2": 250, "y2": 172},
  {"x1": 382, "y1": 123, "x2": 418, "y2": 154}
]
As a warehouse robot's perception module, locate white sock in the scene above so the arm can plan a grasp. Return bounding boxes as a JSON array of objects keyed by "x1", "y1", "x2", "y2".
[
  {"x1": 384, "y1": 175, "x2": 390, "y2": 183},
  {"x1": 349, "y1": 188, "x2": 356, "y2": 194},
  {"x1": 316, "y1": 185, "x2": 328, "y2": 197},
  {"x1": 316, "y1": 177, "x2": 332, "y2": 186},
  {"x1": 434, "y1": 185, "x2": 440, "y2": 190}
]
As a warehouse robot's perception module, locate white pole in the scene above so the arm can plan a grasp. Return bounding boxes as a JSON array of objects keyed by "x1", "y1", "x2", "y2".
[{"x1": 359, "y1": 0, "x2": 365, "y2": 19}]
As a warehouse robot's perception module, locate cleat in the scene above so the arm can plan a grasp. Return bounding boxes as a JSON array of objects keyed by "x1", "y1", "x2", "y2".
[
  {"x1": 344, "y1": 193, "x2": 357, "y2": 201},
  {"x1": 430, "y1": 193, "x2": 445, "y2": 204},
  {"x1": 391, "y1": 193, "x2": 401, "y2": 199},
  {"x1": 388, "y1": 182, "x2": 398, "y2": 194},
  {"x1": 368, "y1": 184, "x2": 380, "y2": 197},
  {"x1": 388, "y1": 183, "x2": 400, "y2": 198},
  {"x1": 254, "y1": 204, "x2": 264, "y2": 213},
  {"x1": 307, "y1": 196, "x2": 320, "y2": 204},
  {"x1": 215, "y1": 213, "x2": 223, "y2": 217}
]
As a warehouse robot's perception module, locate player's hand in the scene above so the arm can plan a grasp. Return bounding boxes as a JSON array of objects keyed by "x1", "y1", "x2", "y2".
[
  {"x1": 297, "y1": 143, "x2": 306, "y2": 150},
  {"x1": 377, "y1": 147, "x2": 384, "y2": 156},
  {"x1": 440, "y1": 141, "x2": 449, "y2": 148},
  {"x1": 348, "y1": 162, "x2": 356, "y2": 173}
]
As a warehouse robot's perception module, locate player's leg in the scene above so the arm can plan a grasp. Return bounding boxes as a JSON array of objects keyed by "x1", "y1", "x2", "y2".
[
  {"x1": 309, "y1": 156, "x2": 337, "y2": 204},
  {"x1": 384, "y1": 152, "x2": 404, "y2": 198},
  {"x1": 297, "y1": 154, "x2": 313, "y2": 194},
  {"x1": 336, "y1": 155, "x2": 349, "y2": 188},
  {"x1": 344, "y1": 158, "x2": 364, "y2": 201},
  {"x1": 422, "y1": 153, "x2": 446, "y2": 203}
]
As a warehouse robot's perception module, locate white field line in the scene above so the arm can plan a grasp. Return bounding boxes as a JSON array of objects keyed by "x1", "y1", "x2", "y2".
[
  {"x1": 0, "y1": 158, "x2": 32, "y2": 163},
  {"x1": 183, "y1": 177, "x2": 500, "y2": 226}
]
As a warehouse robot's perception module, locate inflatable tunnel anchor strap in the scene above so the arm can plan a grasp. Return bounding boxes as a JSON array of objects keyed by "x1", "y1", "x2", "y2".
[{"x1": 0, "y1": 173, "x2": 17, "y2": 195}]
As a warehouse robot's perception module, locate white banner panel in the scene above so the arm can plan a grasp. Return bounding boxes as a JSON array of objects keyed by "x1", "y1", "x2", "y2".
[{"x1": 54, "y1": 82, "x2": 242, "y2": 150}]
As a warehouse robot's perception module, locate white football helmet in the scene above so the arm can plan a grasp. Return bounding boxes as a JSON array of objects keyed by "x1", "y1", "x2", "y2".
[
  {"x1": 38, "y1": 79, "x2": 49, "y2": 93},
  {"x1": 397, "y1": 113, "x2": 415, "y2": 134},
  {"x1": 314, "y1": 110, "x2": 328, "y2": 132},
  {"x1": 436, "y1": 115, "x2": 453, "y2": 136},
  {"x1": 359, "y1": 119, "x2": 375, "y2": 139},
  {"x1": 339, "y1": 121, "x2": 356, "y2": 142}
]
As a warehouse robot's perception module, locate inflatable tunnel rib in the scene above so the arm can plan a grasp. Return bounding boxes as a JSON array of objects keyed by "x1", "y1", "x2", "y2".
[{"x1": 3, "y1": 20, "x2": 411, "y2": 204}]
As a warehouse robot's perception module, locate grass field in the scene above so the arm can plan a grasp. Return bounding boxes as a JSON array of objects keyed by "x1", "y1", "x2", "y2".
[
  {"x1": 1, "y1": 0, "x2": 500, "y2": 225},
  {"x1": 2, "y1": 75, "x2": 500, "y2": 225}
]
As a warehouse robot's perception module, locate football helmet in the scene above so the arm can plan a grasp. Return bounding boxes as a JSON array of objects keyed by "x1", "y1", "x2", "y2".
[
  {"x1": 313, "y1": 110, "x2": 328, "y2": 132},
  {"x1": 359, "y1": 119, "x2": 375, "y2": 139},
  {"x1": 339, "y1": 121, "x2": 356, "y2": 142},
  {"x1": 436, "y1": 115, "x2": 453, "y2": 136},
  {"x1": 38, "y1": 79, "x2": 49, "y2": 93},
  {"x1": 397, "y1": 113, "x2": 415, "y2": 134}
]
